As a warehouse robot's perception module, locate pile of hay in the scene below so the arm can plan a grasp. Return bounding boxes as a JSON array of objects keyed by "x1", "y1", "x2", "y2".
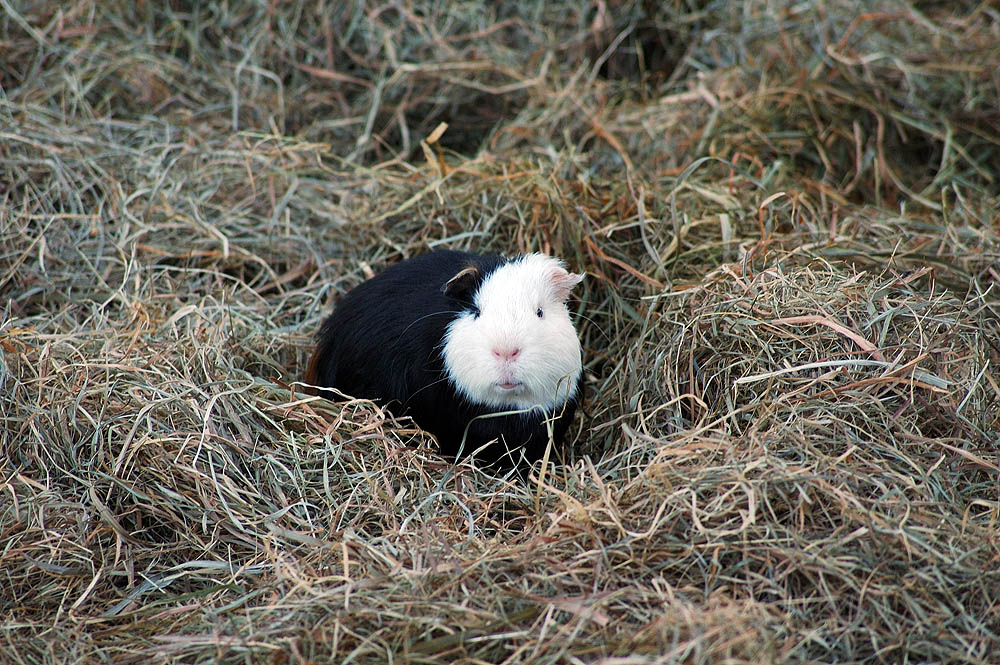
[{"x1": 2, "y1": 1, "x2": 998, "y2": 663}]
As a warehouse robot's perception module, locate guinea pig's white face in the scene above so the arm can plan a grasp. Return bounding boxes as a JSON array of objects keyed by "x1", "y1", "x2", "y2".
[{"x1": 442, "y1": 253, "x2": 583, "y2": 411}]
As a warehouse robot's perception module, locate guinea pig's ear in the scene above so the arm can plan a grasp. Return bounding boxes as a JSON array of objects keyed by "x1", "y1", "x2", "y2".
[
  {"x1": 550, "y1": 268, "x2": 585, "y2": 302},
  {"x1": 443, "y1": 265, "x2": 480, "y2": 299}
]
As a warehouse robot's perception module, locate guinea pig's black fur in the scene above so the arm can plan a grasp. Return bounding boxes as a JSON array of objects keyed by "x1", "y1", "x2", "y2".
[{"x1": 305, "y1": 250, "x2": 583, "y2": 469}]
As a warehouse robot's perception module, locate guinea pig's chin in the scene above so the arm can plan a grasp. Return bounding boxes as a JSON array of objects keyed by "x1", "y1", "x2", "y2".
[
  {"x1": 485, "y1": 393, "x2": 545, "y2": 411},
  {"x1": 466, "y1": 381, "x2": 563, "y2": 412}
]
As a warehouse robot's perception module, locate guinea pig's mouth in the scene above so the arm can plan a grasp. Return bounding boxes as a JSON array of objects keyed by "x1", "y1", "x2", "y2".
[{"x1": 497, "y1": 380, "x2": 523, "y2": 391}]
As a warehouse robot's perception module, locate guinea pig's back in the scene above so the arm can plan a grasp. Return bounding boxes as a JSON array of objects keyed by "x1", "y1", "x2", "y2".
[{"x1": 307, "y1": 251, "x2": 501, "y2": 405}]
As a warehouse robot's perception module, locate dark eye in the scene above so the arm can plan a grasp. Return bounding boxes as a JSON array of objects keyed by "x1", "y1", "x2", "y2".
[{"x1": 536, "y1": 307, "x2": 544, "y2": 319}]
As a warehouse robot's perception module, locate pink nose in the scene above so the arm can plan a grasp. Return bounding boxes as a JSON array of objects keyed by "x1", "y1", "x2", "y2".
[{"x1": 492, "y1": 347, "x2": 520, "y2": 361}]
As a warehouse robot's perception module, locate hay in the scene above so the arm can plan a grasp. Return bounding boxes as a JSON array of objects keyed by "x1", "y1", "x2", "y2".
[{"x1": 2, "y1": 0, "x2": 999, "y2": 663}]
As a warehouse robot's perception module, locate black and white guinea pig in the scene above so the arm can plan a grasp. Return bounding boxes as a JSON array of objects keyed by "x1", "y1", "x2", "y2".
[{"x1": 305, "y1": 249, "x2": 585, "y2": 468}]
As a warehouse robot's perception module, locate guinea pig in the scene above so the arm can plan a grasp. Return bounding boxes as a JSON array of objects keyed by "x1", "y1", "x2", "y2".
[{"x1": 305, "y1": 250, "x2": 585, "y2": 468}]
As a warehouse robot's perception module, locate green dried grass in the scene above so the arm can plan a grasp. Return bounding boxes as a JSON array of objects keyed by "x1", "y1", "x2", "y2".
[{"x1": 2, "y1": 0, "x2": 999, "y2": 663}]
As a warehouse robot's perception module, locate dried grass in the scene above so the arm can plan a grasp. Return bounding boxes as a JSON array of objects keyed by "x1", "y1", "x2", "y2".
[{"x1": 2, "y1": 1, "x2": 998, "y2": 663}]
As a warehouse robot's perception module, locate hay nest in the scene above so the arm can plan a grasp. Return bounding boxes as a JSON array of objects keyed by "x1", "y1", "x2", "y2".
[{"x1": 2, "y1": 1, "x2": 999, "y2": 663}]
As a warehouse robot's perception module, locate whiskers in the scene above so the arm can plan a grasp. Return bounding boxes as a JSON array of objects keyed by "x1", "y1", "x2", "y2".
[
  {"x1": 398, "y1": 309, "x2": 462, "y2": 340},
  {"x1": 406, "y1": 371, "x2": 452, "y2": 403},
  {"x1": 571, "y1": 310, "x2": 611, "y2": 344}
]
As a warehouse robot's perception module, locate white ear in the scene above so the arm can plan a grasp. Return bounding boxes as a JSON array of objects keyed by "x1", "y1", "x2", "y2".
[{"x1": 551, "y1": 269, "x2": 584, "y2": 302}]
